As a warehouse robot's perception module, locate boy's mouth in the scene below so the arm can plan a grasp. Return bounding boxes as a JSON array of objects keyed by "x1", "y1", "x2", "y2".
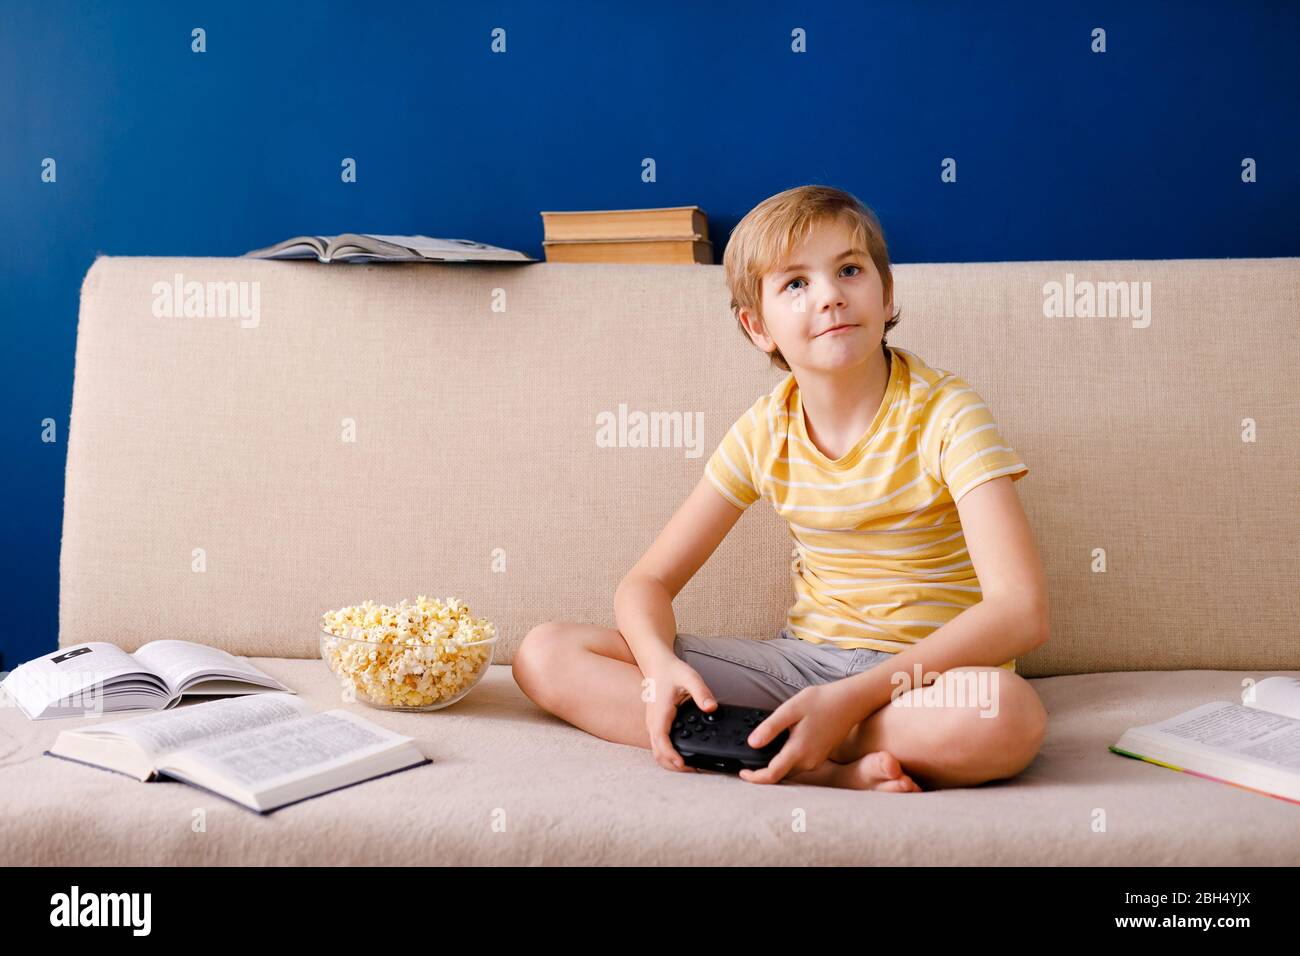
[{"x1": 815, "y1": 323, "x2": 858, "y2": 337}]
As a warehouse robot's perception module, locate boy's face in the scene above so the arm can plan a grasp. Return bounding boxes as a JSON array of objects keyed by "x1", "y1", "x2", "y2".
[{"x1": 740, "y1": 216, "x2": 891, "y2": 376}]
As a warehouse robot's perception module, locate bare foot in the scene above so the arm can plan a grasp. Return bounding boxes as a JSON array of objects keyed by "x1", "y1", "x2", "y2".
[{"x1": 791, "y1": 750, "x2": 924, "y2": 791}]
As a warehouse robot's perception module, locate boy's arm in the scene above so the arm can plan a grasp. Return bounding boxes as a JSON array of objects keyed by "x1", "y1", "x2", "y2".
[
  {"x1": 614, "y1": 475, "x2": 746, "y2": 670},
  {"x1": 834, "y1": 474, "x2": 1050, "y2": 720}
]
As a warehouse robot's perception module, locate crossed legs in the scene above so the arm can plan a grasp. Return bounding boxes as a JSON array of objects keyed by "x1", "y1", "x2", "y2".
[{"x1": 512, "y1": 621, "x2": 1047, "y2": 791}]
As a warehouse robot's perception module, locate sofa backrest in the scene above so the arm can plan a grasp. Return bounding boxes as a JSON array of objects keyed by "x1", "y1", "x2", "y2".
[{"x1": 61, "y1": 256, "x2": 1300, "y2": 675}]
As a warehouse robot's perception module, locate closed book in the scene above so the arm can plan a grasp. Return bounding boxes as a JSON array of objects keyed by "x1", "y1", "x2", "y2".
[
  {"x1": 540, "y1": 206, "x2": 708, "y2": 242},
  {"x1": 542, "y1": 238, "x2": 713, "y2": 264}
]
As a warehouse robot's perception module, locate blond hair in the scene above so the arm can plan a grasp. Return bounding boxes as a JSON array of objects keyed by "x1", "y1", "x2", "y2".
[{"x1": 722, "y1": 185, "x2": 902, "y2": 372}]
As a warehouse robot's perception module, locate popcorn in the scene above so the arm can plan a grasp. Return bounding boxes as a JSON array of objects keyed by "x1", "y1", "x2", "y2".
[{"x1": 319, "y1": 596, "x2": 496, "y2": 709}]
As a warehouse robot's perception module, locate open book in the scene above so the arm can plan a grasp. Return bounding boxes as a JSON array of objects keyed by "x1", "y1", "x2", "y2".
[
  {"x1": 0, "y1": 640, "x2": 294, "y2": 720},
  {"x1": 1109, "y1": 676, "x2": 1300, "y2": 804},
  {"x1": 43, "y1": 693, "x2": 429, "y2": 814},
  {"x1": 244, "y1": 233, "x2": 536, "y2": 263}
]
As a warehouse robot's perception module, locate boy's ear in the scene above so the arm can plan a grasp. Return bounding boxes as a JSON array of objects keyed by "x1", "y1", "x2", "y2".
[
  {"x1": 738, "y1": 306, "x2": 772, "y2": 350},
  {"x1": 738, "y1": 305, "x2": 754, "y2": 334}
]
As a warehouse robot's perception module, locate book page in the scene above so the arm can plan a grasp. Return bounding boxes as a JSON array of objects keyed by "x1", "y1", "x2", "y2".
[
  {"x1": 168, "y1": 710, "x2": 413, "y2": 789},
  {"x1": 268, "y1": 243, "x2": 322, "y2": 257},
  {"x1": 362, "y1": 234, "x2": 532, "y2": 261},
  {"x1": 327, "y1": 234, "x2": 414, "y2": 259},
  {"x1": 1245, "y1": 676, "x2": 1300, "y2": 720},
  {"x1": 1152, "y1": 702, "x2": 1300, "y2": 771},
  {"x1": 82, "y1": 693, "x2": 312, "y2": 760},
  {"x1": 132, "y1": 640, "x2": 291, "y2": 695},
  {"x1": 2, "y1": 642, "x2": 164, "y2": 713},
  {"x1": 244, "y1": 237, "x2": 329, "y2": 259},
  {"x1": 371, "y1": 235, "x2": 488, "y2": 254}
]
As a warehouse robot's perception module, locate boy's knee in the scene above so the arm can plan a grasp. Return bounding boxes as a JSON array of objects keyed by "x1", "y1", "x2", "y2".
[
  {"x1": 978, "y1": 673, "x2": 1047, "y2": 778},
  {"x1": 913, "y1": 669, "x2": 1045, "y2": 784},
  {"x1": 513, "y1": 622, "x2": 567, "y2": 696}
]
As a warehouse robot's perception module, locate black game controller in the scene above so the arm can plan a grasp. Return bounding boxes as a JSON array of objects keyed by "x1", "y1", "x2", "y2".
[{"x1": 670, "y1": 699, "x2": 790, "y2": 773}]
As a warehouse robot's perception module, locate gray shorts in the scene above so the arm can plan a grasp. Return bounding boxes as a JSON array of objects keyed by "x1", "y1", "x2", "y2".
[{"x1": 672, "y1": 627, "x2": 897, "y2": 712}]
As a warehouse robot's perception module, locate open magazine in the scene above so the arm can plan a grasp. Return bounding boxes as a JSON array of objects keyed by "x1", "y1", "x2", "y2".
[
  {"x1": 43, "y1": 693, "x2": 429, "y2": 814},
  {"x1": 0, "y1": 640, "x2": 293, "y2": 719},
  {"x1": 244, "y1": 233, "x2": 537, "y2": 263},
  {"x1": 1109, "y1": 676, "x2": 1300, "y2": 804}
]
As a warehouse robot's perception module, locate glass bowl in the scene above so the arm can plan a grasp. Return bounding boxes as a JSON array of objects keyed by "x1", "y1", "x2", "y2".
[{"x1": 319, "y1": 626, "x2": 498, "y2": 712}]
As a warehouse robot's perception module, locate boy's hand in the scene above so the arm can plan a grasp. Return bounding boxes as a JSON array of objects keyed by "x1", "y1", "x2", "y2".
[
  {"x1": 642, "y1": 655, "x2": 717, "y2": 774},
  {"x1": 739, "y1": 682, "x2": 861, "y2": 785}
]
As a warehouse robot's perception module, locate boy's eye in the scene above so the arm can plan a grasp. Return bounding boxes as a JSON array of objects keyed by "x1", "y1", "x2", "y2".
[{"x1": 783, "y1": 264, "x2": 862, "y2": 292}]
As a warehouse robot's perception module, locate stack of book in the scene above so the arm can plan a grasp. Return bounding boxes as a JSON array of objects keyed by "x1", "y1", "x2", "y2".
[{"x1": 540, "y1": 206, "x2": 712, "y2": 264}]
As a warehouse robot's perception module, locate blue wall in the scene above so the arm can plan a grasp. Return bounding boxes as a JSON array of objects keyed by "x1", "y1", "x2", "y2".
[{"x1": 3, "y1": 0, "x2": 1297, "y2": 669}]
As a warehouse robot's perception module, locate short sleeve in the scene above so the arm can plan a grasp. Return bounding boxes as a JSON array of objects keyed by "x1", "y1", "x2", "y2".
[
  {"x1": 704, "y1": 404, "x2": 762, "y2": 510},
  {"x1": 921, "y1": 376, "x2": 1028, "y2": 505}
]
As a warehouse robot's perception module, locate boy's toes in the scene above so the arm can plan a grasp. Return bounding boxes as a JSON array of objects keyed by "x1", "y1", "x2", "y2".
[
  {"x1": 845, "y1": 750, "x2": 915, "y2": 791},
  {"x1": 862, "y1": 750, "x2": 904, "y2": 780},
  {"x1": 855, "y1": 752, "x2": 924, "y2": 792}
]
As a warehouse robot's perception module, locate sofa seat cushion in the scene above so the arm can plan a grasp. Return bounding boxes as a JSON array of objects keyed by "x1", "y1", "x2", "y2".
[{"x1": 2, "y1": 661, "x2": 1296, "y2": 865}]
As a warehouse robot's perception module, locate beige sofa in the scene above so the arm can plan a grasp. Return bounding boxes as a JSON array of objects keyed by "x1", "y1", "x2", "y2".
[{"x1": 2, "y1": 255, "x2": 1297, "y2": 865}]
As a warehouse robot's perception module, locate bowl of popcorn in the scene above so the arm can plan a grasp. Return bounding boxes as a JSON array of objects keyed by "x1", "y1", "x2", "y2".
[{"x1": 319, "y1": 595, "x2": 499, "y2": 711}]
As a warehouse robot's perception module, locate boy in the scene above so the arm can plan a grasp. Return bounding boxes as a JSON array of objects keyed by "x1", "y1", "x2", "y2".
[{"x1": 514, "y1": 185, "x2": 1049, "y2": 791}]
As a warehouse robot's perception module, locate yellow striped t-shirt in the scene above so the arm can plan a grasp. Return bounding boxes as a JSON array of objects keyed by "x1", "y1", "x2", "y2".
[{"x1": 704, "y1": 346, "x2": 1028, "y2": 672}]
